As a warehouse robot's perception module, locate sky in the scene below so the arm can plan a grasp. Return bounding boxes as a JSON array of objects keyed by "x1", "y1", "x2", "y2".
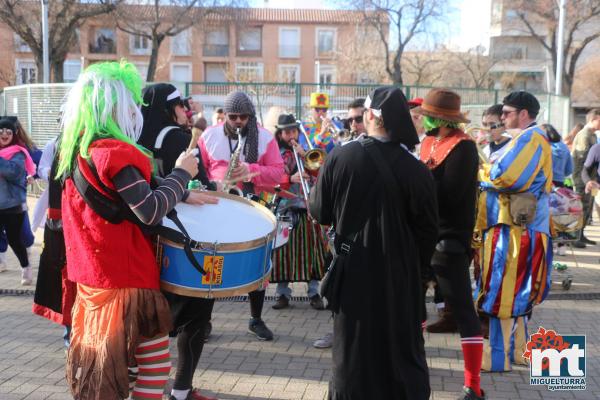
[{"x1": 249, "y1": 0, "x2": 492, "y2": 52}]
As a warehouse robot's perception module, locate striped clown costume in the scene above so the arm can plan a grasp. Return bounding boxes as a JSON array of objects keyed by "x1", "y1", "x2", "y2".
[{"x1": 473, "y1": 124, "x2": 553, "y2": 372}]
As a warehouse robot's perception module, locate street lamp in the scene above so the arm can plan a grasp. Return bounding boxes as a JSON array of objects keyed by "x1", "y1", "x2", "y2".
[
  {"x1": 41, "y1": 0, "x2": 50, "y2": 83},
  {"x1": 555, "y1": 0, "x2": 566, "y2": 95},
  {"x1": 315, "y1": 60, "x2": 320, "y2": 92}
]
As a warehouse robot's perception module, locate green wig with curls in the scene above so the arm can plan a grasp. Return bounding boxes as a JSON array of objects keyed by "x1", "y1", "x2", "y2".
[
  {"x1": 422, "y1": 115, "x2": 460, "y2": 132},
  {"x1": 56, "y1": 60, "x2": 146, "y2": 178}
]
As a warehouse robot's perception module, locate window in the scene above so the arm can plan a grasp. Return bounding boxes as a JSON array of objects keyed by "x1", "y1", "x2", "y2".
[
  {"x1": 357, "y1": 72, "x2": 376, "y2": 84},
  {"x1": 170, "y1": 63, "x2": 192, "y2": 82},
  {"x1": 89, "y1": 28, "x2": 116, "y2": 54},
  {"x1": 130, "y1": 34, "x2": 150, "y2": 55},
  {"x1": 279, "y1": 27, "x2": 300, "y2": 58},
  {"x1": 63, "y1": 60, "x2": 82, "y2": 82},
  {"x1": 317, "y1": 64, "x2": 335, "y2": 88},
  {"x1": 278, "y1": 64, "x2": 300, "y2": 83},
  {"x1": 134, "y1": 63, "x2": 149, "y2": 81},
  {"x1": 204, "y1": 28, "x2": 229, "y2": 57},
  {"x1": 237, "y1": 27, "x2": 262, "y2": 56},
  {"x1": 171, "y1": 29, "x2": 191, "y2": 56},
  {"x1": 16, "y1": 60, "x2": 36, "y2": 84},
  {"x1": 14, "y1": 34, "x2": 31, "y2": 52},
  {"x1": 205, "y1": 63, "x2": 227, "y2": 82},
  {"x1": 235, "y1": 62, "x2": 263, "y2": 82},
  {"x1": 316, "y1": 28, "x2": 336, "y2": 57}
]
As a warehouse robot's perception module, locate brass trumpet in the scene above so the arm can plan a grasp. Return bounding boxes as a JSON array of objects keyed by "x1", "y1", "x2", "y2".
[{"x1": 297, "y1": 120, "x2": 326, "y2": 176}]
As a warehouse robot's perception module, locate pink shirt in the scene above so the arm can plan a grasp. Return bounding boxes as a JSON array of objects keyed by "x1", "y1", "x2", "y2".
[{"x1": 199, "y1": 124, "x2": 284, "y2": 193}]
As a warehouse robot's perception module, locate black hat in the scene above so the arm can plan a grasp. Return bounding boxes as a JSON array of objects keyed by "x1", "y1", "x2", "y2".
[
  {"x1": 275, "y1": 114, "x2": 299, "y2": 130},
  {"x1": 365, "y1": 86, "x2": 418, "y2": 149},
  {"x1": 503, "y1": 91, "x2": 540, "y2": 117},
  {"x1": 0, "y1": 117, "x2": 16, "y2": 132}
]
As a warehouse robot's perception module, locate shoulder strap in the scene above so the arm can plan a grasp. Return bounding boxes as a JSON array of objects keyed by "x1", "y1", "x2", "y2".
[{"x1": 155, "y1": 126, "x2": 178, "y2": 150}]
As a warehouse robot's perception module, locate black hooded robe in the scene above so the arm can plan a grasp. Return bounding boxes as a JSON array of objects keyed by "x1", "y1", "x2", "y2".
[{"x1": 309, "y1": 137, "x2": 438, "y2": 400}]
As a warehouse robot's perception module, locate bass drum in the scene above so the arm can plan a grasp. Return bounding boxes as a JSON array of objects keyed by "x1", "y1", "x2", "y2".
[{"x1": 159, "y1": 192, "x2": 275, "y2": 298}]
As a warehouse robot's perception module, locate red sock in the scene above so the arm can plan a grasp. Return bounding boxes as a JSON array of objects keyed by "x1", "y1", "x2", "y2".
[{"x1": 461, "y1": 336, "x2": 483, "y2": 396}]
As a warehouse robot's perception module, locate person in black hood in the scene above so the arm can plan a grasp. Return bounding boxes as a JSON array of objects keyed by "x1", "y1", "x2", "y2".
[
  {"x1": 139, "y1": 83, "x2": 214, "y2": 190},
  {"x1": 138, "y1": 83, "x2": 218, "y2": 400}
]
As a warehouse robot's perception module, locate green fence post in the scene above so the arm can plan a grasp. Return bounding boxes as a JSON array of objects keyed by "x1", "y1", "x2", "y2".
[
  {"x1": 546, "y1": 93, "x2": 552, "y2": 125},
  {"x1": 185, "y1": 82, "x2": 189, "y2": 97},
  {"x1": 295, "y1": 83, "x2": 302, "y2": 119},
  {"x1": 494, "y1": 90, "x2": 499, "y2": 105},
  {"x1": 405, "y1": 85, "x2": 411, "y2": 100}
]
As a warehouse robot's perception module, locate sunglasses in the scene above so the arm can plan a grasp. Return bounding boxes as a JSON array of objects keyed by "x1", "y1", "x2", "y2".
[
  {"x1": 501, "y1": 109, "x2": 519, "y2": 116},
  {"x1": 0, "y1": 128, "x2": 13, "y2": 136},
  {"x1": 314, "y1": 108, "x2": 328, "y2": 113},
  {"x1": 347, "y1": 116, "x2": 363, "y2": 124},
  {"x1": 227, "y1": 114, "x2": 249, "y2": 122}
]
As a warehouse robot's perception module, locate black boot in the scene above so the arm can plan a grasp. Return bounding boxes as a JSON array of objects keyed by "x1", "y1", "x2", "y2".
[{"x1": 458, "y1": 387, "x2": 486, "y2": 400}]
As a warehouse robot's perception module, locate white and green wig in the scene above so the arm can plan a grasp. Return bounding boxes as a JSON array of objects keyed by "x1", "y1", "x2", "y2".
[{"x1": 56, "y1": 60, "x2": 145, "y2": 178}]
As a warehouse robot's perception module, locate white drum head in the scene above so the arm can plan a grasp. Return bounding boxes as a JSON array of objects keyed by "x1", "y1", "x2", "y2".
[{"x1": 163, "y1": 197, "x2": 275, "y2": 244}]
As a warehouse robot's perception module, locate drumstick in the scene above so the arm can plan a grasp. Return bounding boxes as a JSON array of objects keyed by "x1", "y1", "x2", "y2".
[
  {"x1": 273, "y1": 186, "x2": 297, "y2": 198},
  {"x1": 188, "y1": 127, "x2": 202, "y2": 152}
]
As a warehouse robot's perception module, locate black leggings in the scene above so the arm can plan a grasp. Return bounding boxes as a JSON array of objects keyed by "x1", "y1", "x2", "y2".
[
  {"x1": 0, "y1": 212, "x2": 29, "y2": 267},
  {"x1": 431, "y1": 249, "x2": 481, "y2": 338},
  {"x1": 248, "y1": 289, "x2": 265, "y2": 319},
  {"x1": 172, "y1": 298, "x2": 215, "y2": 390}
]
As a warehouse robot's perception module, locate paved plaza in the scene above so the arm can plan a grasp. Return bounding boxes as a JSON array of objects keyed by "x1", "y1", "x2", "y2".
[{"x1": 1, "y1": 200, "x2": 600, "y2": 399}]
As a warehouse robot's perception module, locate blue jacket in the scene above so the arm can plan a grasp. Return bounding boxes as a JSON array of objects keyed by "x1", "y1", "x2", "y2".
[
  {"x1": 0, "y1": 152, "x2": 27, "y2": 210},
  {"x1": 551, "y1": 141, "x2": 573, "y2": 184}
]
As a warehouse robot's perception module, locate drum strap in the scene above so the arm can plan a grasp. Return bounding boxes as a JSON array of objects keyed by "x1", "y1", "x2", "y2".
[{"x1": 70, "y1": 157, "x2": 207, "y2": 275}]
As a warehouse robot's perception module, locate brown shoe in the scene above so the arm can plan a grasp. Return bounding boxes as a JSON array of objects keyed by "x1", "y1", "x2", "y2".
[
  {"x1": 426, "y1": 310, "x2": 458, "y2": 333},
  {"x1": 272, "y1": 295, "x2": 289, "y2": 310}
]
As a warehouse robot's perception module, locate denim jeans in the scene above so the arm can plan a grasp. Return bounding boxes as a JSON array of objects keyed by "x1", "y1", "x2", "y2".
[{"x1": 276, "y1": 280, "x2": 320, "y2": 299}]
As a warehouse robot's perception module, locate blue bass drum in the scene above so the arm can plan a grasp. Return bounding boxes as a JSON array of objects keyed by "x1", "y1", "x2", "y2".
[{"x1": 158, "y1": 192, "x2": 276, "y2": 298}]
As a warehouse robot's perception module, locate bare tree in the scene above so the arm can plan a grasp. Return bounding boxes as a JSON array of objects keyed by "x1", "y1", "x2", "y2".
[
  {"x1": 343, "y1": 0, "x2": 446, "y2": 84},
  {"x1": 450, "y1": 46, "x2": 497, "y2": 89},
  {"x1": 402, "y1": 51, "x2": 443, "y2": 86},
  {"x1": 0, "y1": 0, "x2": 119, "y2": 83},
  {"x1": 115, "y1": 1, "x2": 242, "y2": 82},
  {"x1": 514, "y1": 0, "x2": 600, "y2": 95}
]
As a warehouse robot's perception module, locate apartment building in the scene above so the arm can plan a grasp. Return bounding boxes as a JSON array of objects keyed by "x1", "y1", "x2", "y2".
[
  {"x1": 488, "y1": 0, "x2": 600, "y2": 117},
  {"x1": 0, "y1": 7, "x2": 385, "y2": 90}
]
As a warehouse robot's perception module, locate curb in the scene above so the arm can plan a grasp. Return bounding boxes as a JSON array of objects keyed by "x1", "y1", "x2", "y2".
[{"x1": 3, "y1": 290, "x2": 600, "y2": 301}]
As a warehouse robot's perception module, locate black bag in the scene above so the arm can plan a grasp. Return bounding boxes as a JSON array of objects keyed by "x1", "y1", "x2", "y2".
[
  {"x1": 320, "y1": 138, "x2": 403, "y2": 311},
  {"x1": 320, "y1": 236, "x2": 357, "y2": 313}
]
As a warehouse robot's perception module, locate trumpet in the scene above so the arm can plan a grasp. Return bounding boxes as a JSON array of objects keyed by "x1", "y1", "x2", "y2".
[
  {"x1": 290, "y1": 141, "x2": 311, "y2": 204},
  {"x1": 464, "y1": 125, "x2": 492, "y2": 164},
  {"x1": 297, "y1": 120, "x2": 326, "y2": 176}
]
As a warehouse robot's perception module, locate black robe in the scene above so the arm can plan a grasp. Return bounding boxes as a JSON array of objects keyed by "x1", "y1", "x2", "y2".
[{"x1": 309, "y1": 137, "x2": 438, "y2": 400}]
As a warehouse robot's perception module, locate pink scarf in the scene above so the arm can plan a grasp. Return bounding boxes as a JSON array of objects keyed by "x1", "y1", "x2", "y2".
[{"x1": 0, "y1": 145, "x2": 36, "y2": 176}]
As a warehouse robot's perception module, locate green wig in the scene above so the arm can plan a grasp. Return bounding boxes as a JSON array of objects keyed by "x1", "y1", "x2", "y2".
[
  {"x1": 422, "y1": 115, "x2": 460, "y2": 132},
  {"x1": 56, "y1": 60, "x2": 146, "y2": 178}
]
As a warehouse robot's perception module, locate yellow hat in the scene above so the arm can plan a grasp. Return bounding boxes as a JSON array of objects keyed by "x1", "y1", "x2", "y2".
[{"x1": 309, "y1": 92, "x2": 329, "y2": 108}]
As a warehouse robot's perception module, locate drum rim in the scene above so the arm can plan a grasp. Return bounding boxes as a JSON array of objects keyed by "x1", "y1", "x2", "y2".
[
  {"x1": 160, "y1": 263, "x2": 272, "y2": 298},
  {"x1": 162, "y1": 191, "x2": 277, "y2": 252}
]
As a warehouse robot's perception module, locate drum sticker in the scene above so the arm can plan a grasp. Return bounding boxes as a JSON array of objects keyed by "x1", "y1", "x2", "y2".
[{"x1": 202, "y1": 256, "x2": 224, "y2": 285}]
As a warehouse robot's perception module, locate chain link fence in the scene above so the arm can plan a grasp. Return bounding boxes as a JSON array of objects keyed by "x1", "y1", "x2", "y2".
[{"x1": 1, "y1": 82, "x2": 571, "y2": 148}]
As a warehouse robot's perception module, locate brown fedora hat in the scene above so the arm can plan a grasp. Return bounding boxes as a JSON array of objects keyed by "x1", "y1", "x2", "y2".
[{"x1": 413, "y1": 89, "x2": 470, "y2": 123}]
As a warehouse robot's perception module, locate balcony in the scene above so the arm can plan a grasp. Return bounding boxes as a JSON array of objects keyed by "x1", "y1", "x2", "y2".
[
  {"x1": 203, "y1": 44, "x2": 229, "y2": 57},
  {"x1": 279, "y1": 44, "x2": 300, "y2": 59}
]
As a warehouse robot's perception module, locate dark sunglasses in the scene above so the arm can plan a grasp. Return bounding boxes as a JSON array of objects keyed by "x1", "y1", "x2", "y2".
[
  {"x1": 347, "y1": 116, "x2": 363, "y2": 124},
  {"x1": 501, "y1": 109, "x2": 519, "y2": 116},
  {"x1": 314, "y1": 108, "x2": 328, "y2": 113},
  {"x1": 228, "y1": 114, "x2": 249, "y2": 122}
]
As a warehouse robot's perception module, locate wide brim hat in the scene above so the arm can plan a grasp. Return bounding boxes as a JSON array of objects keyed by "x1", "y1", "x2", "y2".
[
  {"x1": 275, "y1": 113, "x2": 300, "y2": 130},
  {"x1": 413, "y1": 89, "x2": 470, "y2": 123}
]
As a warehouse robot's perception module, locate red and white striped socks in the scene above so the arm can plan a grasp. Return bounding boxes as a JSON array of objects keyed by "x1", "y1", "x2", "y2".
[
  {"x1": 130, "y1": 335, "x2": 171, "y2": 400},
  {"x1": 461, "y1": 336, "x2": 483, "y2": 397}
]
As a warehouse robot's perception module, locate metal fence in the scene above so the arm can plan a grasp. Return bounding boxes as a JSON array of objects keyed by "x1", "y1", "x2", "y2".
[{"x1": 1, "y1": 82, "x2": 571, "y2": 148}]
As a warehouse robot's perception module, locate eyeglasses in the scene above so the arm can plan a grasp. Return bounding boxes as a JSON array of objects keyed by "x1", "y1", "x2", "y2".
[
  {"x1": 227, "y1": 114, "x2": 249, "y2": 122},
  {"x1": 347, "y1": 116, "x2": 363, "y2": 124},
  {"x1": 0, "y1": 128, "x2": 13, "y2": 136},
  {"x1": 482, "y1": 122, "x2": 503, "y2": 129},
  {"x1": 501, "y1": 109, "x2": 519, "y2": 116},
  {"x1": 314, "y1": 108, "x2": 328, "y2": 113}
]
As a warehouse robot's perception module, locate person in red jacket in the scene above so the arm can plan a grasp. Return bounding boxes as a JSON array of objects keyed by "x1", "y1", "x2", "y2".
[{"x1": 56, "y1": 61, "x2": 217, "y2": 400}]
